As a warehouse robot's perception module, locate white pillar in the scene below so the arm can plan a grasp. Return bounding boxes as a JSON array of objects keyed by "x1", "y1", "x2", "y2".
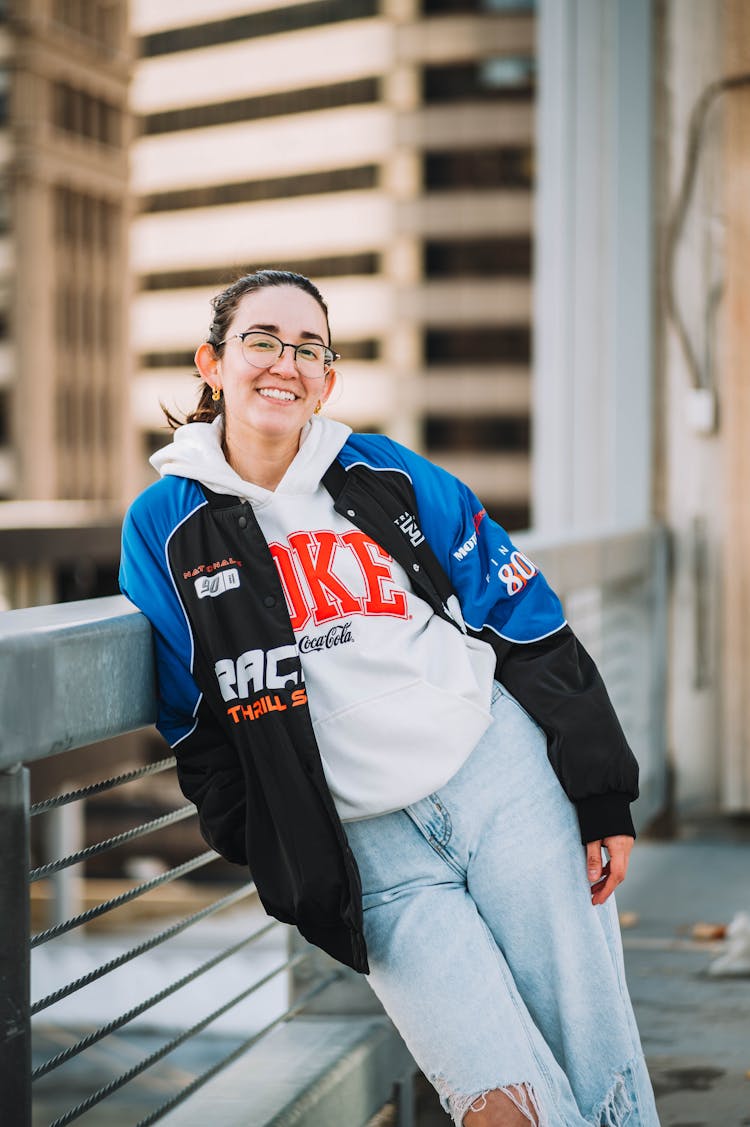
[{"x1": 533, "y1": 0, "x2": 654, "y2": 534}]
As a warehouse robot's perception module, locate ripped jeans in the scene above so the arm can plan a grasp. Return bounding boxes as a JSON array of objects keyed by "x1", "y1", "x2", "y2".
[{"x1": 343, "y1": 682, "x2": 660, "y2": 1127}]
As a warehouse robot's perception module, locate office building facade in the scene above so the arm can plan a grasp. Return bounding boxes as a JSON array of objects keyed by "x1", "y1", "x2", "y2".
[{"x1": 130, "y1": 0, "x2": 536, "y2": 528}]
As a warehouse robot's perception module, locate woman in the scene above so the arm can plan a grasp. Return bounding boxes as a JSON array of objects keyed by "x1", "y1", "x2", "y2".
[{"x1": 120, "y1": 269, "x2": 660, "y2": 1127}]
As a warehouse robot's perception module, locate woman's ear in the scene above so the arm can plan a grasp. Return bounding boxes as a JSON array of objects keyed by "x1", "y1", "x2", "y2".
[
  {"x1": 195, "y1": 342, "x2": 220, "y2": 386},
  {"x1": 321, "y1": 368, "x2": 337, "y2": 404}
]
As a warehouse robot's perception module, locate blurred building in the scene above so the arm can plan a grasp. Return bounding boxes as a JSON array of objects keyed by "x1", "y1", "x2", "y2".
[
  {"x1": 0, "y1": 0, "x2": 131, "y2": 608},
  {"x1": 129, "y1": 0, "x2": 536, "y2": 529}
]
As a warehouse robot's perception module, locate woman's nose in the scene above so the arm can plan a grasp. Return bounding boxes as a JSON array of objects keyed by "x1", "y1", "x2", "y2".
[{"x1": 268, "y1": 345, "x2": 298, "y2": 377}]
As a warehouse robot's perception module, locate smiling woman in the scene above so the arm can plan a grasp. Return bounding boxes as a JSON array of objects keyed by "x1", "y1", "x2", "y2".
[{"x1": 120, "y1": 268, "x2": 661, "y2": 1127}]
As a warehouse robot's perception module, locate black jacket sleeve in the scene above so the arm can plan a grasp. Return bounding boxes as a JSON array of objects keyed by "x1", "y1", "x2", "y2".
[
  {"x1": 482, "y1": 625, "x2": 639, "y2": 844},
  {"x1": 173, "y1": 697, "x2": 248, "y2": 865}
]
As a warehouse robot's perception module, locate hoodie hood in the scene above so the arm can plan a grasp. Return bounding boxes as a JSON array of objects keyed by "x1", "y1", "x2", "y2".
[{"x1": 149, "y1": 415, "x2": 352, "y2": 506}]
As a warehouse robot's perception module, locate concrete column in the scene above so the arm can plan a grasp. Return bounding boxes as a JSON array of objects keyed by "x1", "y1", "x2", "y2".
[
  {"x1": 533, "y1": 0, "x2": 654, "y2": 534},
  {"x1": 721, "y1": 0, "x2": 750, "y2": 809}
]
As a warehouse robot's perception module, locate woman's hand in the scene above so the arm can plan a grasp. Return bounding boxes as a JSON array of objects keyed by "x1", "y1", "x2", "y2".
[{"x1": 586, "y1": 835, "x2": 634, "y2": 905}]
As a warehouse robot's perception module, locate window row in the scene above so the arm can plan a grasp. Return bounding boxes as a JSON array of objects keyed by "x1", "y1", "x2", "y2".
[
  {"x1": 423, "y1": 59, "x2": 534, "y2": 103},
  {"x1": 139, "y1": 254, "x2": 381, "y2": 292},
  {"x1": 56, "y1": 285, "x2": 117, "y2": 351},
  {"x1": 52, "y1": 80, "x2": 123, "y2": 147},
  {"x1": 422, "y1": 0, "x2": 535, "y2": 12},
  {"x1": 52, "y1": 0, "x2": 125, "y2": 50},
  {"x1": 142, "y1": 330, "x2": 530, "y2": 369},
  {"x1": 140, "y1": 0, "x2": 378, "y2": 58},
  {"x1": 0, "y1": 388, "x2": 9, "y2": 445},
  {"x1": 55, "y1": 382, "x2": 112, "y2": 449},
  {"x1": 54, "y1": 187, "x2": 121, "y2": 250},
  {"x1": 425, "y1": 238, "x2": 532, "y2": 277},
  {"x1": 142, "y1": 78, "x2": 379, "y2": 137},
  {"x1": 426, "y1": 327, "x2": 530, "y2": 364},
  {"x1": 139, "y1": 148, "x2": 530, "y2": 219},
  {"x1": 425, "y1": 147, "x2": 533, "y2": 190},
  {"x1": 140, "y1": 338, "x2": 380, "y2": 369},
  {"x1": 141, "y1": 165, "x2": 378, "y2": 214},
  {"x1": 425, "y1": 413, "x2": 529, "y2": 452}
]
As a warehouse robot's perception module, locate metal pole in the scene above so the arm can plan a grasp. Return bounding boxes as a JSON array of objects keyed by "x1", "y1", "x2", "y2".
[
  {"x1": 0, "y1": 765, "x2": 31, "y2": 1127},
  {"x1": 45, "y1": 795, "x2": 85, "y2": 928}
]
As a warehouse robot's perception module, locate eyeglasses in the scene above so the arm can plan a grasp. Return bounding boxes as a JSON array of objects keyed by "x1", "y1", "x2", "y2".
[{"x1": 222, "y1": 331, "x2": 339, "y2": 377}]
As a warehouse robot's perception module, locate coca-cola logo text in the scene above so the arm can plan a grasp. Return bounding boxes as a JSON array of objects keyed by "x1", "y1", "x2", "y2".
[{"x1": 298, "y1": 621, "x2": 354, "y2": 654}]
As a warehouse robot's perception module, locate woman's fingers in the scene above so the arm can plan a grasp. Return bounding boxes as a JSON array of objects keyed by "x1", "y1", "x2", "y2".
[
  {"x1": 586, "y1": 840, "x2": 603, "y2": 884},
  {"x1": 586, "y1": 835, "x2": 634, "y2": 905}
]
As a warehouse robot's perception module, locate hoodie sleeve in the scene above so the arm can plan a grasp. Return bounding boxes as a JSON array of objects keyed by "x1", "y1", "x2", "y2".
[
  {"x1": 376, "y1": 438, "x2": 639, "y2": 844},
  {"x1": 119, "y1": 482, "x2": 248, "y2": 865}
]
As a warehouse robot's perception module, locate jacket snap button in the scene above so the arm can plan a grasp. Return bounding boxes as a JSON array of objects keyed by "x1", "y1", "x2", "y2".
[
  {"x1": 263, "y1": 595, "x2": 276, "y2": 608},
  {"x1": 238, "y1": 515, "x2": 247, "y2": 529},
  {"x1": 346, "y1": 509, "x2": 356, "y2": 517},
  {"x1": 412, "y1": 563, "x2": 420, "y2": 572}
]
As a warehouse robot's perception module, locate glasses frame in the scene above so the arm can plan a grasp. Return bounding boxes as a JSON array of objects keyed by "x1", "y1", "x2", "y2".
[{"x1": 222, "y1": 330, "x2": 339, "y2": 374}]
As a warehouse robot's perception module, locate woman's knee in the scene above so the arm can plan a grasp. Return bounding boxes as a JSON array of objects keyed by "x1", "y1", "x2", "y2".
[{"x1": 462, "y1": 1084, "x2": 540, "y2": 1127}]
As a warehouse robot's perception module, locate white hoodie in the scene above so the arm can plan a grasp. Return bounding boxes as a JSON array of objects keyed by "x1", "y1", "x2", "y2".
[{"x1": 151, "y1": 416, "x2": 496, "y2": 820}]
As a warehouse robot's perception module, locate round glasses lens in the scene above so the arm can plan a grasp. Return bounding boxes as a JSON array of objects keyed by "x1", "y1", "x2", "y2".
[
  {"x1": 241, "y1": 333, "x2": 282, "y2": 365},
  {"x1": 295, "y1": 343, "x2": 327, "y2": 372}
]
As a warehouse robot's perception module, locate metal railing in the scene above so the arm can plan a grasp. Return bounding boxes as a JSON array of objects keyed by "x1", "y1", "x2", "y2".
[
  {"x1": 0, "y1": 526, "x2": 668, "y2": 1126},
  {"x1": 0, "y1": 597, "x2": 344, "y2": 1127}
]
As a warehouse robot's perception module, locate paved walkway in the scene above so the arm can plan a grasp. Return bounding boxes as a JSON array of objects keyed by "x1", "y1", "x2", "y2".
[{"x1": 615, "y1": 827, "x2": 750, "y2": 1127}]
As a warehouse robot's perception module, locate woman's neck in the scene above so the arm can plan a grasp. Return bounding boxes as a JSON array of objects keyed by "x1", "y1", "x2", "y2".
[{"x1": 222, "y1": 422, "x2": 303, "y2": 491}]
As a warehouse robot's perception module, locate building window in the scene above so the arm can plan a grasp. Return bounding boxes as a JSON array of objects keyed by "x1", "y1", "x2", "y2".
[
  {"x1": 139, "y1": 254, "x2": 381, "y2": 291},
  {"x1": 486, "y1": 502, "x2": 530, "y2": 533},
  {"x1": 423, "y1": 59, "x2": 534, "y2": 103},
  {"x1": 52, "y1": 0, "x2": 123, "y2": 50},
  {"x1": 334, "y1": 339, "x2": 380, "y2": 361},
  {"x1": 143, "y1": 78, "x2": 379, "y2": 136},
  {"x1": 424, "y1": 148, "x2": 533, "y2": 191},
  {"x1": 0, "y1": 389, "x2": 9, "y2": 444},
  {"x1": 52, "y1": 80, "x2": 123, "y2": 147},
  {"x1": 426, "y1": 327, "x2": 531, "y2": 364},
  {"x1": 424, "y1": 238, "x2": 532, "y2": 277},
  {"x1": 141, "y1": 351, "x2": 196, "y2": 369},
  {"x1": 141, "y1": 0, "x2": 378, "y2": 57},
  {"x1": 55, "y1": 186, "x2": 120, "y2": 249},
  {"x1": 425, "y1": 414, "x2": 530, "y2": 453},
  {"x1": 141, "y1": 165, "x2": 379, "y2": 214},
  {"x1": 422, "y1": 0, "x2": 534, "y2": 11}
]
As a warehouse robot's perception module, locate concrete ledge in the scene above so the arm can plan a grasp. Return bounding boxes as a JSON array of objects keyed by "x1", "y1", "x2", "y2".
[{"x1": 159, "y1": 1015, "x2": 415, "y2": 1127}]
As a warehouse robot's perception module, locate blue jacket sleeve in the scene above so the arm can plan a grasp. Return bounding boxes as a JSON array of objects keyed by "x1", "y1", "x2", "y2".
[{"x1": 119, "y1": 484, "x2": 248, "y2": 865}]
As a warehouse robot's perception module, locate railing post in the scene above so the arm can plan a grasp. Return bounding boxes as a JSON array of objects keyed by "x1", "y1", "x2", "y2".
[
  {"x1": 44, "y1": 793, "x2": 85, "y2": 928},
  {"x1": 0, "y1": 765, "x2": 31, "y2": 1127}
]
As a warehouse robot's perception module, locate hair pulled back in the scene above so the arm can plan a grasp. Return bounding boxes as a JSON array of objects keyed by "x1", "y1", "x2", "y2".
[{"x1": 164, "y1": 268, "x2": 332, "y2": 428}]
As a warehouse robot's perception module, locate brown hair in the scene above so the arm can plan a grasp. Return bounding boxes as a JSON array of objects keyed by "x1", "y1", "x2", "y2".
[{"x1": 163, "y1": 268, "x2": 333, "y2": 428}]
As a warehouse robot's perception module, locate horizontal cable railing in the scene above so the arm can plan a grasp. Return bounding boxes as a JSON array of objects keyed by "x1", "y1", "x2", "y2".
[
  {"x1": 29, "y1": 756, "x2": 178, "y2": 816},
  {"x1": 0, "y1": 528, "x2": 668, "y2": 1126},
  {"x1": 30, "y1": 849, "x2": 219, "y2": 947}
]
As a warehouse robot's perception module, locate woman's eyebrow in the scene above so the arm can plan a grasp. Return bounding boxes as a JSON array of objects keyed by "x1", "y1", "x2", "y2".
[{"x1": 245, "y1": 323, "x2": 325, "y2": 344}]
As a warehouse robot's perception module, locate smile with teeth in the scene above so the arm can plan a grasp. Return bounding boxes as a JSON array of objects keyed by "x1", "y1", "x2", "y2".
[{"x1": 258, "y1": 387, "x2": 298, "y2": 402}]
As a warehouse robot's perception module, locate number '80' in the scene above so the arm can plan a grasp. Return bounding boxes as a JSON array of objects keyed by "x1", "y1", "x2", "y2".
[{"x1": 498, "y1": 551, "x2": 537, "y2": 596}]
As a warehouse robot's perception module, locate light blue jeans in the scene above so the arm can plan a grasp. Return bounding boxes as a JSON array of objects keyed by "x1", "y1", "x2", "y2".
[{"x1": 343, "y1": 682, "x2": 660, "y2": 1127}]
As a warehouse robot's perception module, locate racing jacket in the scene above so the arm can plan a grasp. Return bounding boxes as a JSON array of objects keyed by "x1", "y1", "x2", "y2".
[{"x1": 119, "y1": 432, "x2": 639, "y2": 974}]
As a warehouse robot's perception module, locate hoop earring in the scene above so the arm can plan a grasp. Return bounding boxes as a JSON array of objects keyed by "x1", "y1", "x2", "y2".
[
  {"x1": 212, "y1": 386, "x2": 222, "y2": 402},
  {"x1": 313, "y1": 401, "x2": 322, "y2": 415}
]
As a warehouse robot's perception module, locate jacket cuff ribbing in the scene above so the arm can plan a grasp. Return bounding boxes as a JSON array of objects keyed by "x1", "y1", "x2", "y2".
[{"x1": 575, "y1": 793, "x2": 636, "y2": 845}]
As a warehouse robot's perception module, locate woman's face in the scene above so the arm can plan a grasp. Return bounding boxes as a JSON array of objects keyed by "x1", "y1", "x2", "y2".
[{"x1": 206, "y1": 284, "x2": 336, "y2": 445}]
